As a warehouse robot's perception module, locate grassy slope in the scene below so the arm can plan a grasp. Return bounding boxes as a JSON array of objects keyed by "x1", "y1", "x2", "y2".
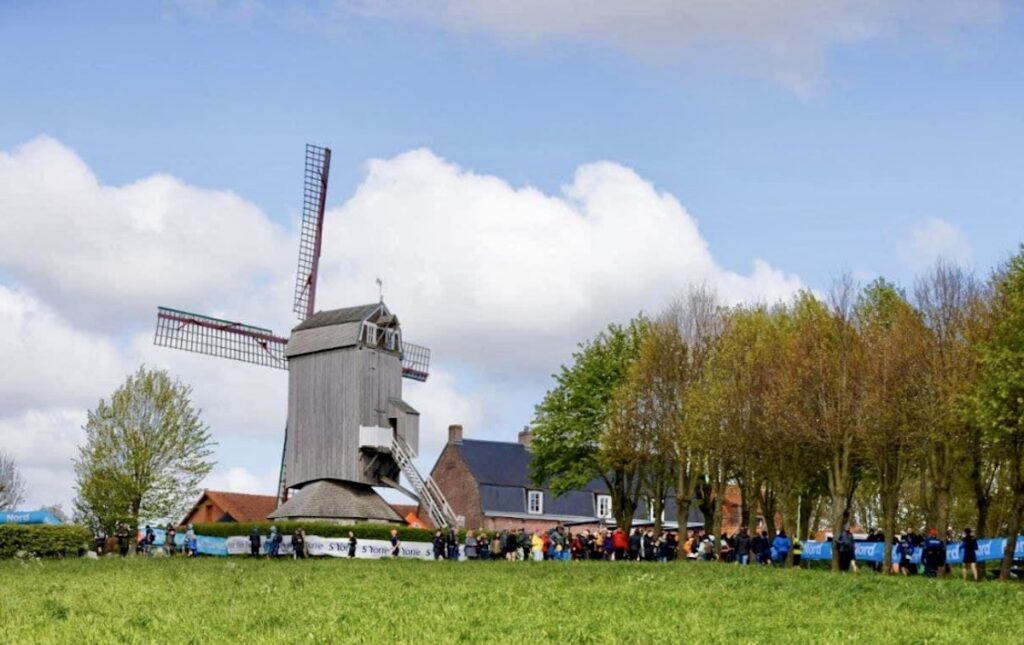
[{"x1": 1, "y1": 558, "x2": 1021, "y2": 644}]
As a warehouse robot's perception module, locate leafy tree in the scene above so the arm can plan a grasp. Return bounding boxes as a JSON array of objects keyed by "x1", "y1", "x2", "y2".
[
  {"x1": 0, "y1": 450, "x2": 26, "y2": 510},
  {"x1": 968, "y1": 248, "x2": 1024, "y2": 580},
  {"x1": 530, "y1": 318, "x2": 647, "y2": 529},
  {"x1": 615, "y1": 317, "x2": 687, "y2": 533},
  {"x1": 856, "y1": 279, "x2": 929, "y2": 572},
  {"x1": 73, "y1": 366, "x2": 215, "y2": 532}
]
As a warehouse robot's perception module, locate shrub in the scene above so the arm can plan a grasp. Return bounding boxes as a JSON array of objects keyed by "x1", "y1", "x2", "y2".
[
  {"x1": 0, "y1": 525, "x2": 92, "y2": 558},
  {"x1": 190, "y1": 521, "x2": 442, "y2": 542}
]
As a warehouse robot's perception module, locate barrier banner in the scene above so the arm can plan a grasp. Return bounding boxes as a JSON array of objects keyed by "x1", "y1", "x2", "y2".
[
  {"x1": 801, "y1": 537, "x2": 1024, "y2": 564},
  {"x1": 142, "y1": 528, "x2": 446, "y2": 559}
]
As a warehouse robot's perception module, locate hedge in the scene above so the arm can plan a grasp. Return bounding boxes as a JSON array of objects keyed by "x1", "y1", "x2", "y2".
[
  {"x1": 191, "y1": 521, "x2": 446, "y2": 542},
  {"x1": 0, "y1": 524, "x2": 93, "y2": 559}
]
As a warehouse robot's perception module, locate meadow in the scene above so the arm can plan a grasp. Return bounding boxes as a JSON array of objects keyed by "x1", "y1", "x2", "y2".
[{"x1": 1, "y1": 557, "x2": 1022, "y2": 644}]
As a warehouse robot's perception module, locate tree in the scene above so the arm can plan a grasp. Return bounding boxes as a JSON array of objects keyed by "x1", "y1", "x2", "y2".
[
  {"x1": 914, "y1": 260, "x2": 981, "y2": 536},
  {"x1": 73, "y1": 366, "x2": 215, "y2": 532},
  {"x1": 968, "y1": 248, "x2": 1024, "y2": 580},
  {"x1": 668, "y1": 286, "x2": 722, "y2": 534},
  {"x1": 856, "y1": 279, "x2": 928, "y2": 572},
  {"x1": 531, "y1": 318, "x2": 647, "y2": 528},
  {"x1": 0, "y1": 450, "x2": 26, "y2": 510},
  {"x1": 616, "y1": 316, "x2": 688, "y2": 533}
]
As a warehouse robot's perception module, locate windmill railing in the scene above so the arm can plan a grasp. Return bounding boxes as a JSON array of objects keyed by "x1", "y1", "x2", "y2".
[{"x1": 390, "y1": 434, "x2": 457, "y2": 528}]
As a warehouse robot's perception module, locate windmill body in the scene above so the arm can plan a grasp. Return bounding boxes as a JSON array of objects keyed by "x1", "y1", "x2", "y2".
[{"x1": 154, "y1": 144, "x2": 456, "y2": 528}]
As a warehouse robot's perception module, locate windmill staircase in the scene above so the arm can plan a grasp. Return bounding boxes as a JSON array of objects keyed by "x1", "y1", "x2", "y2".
[{"x1": 391, "y1": 435, "x2": 459, "y2": 529}]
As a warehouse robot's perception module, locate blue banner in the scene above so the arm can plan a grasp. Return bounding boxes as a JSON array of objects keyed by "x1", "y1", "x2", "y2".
[
  {"x1": 142, "y1": 527, "x2": 228, "y2": 556},
  {"x1": 802, "y1": 537, "x2": 1024, "y2": 564},
  {"x1": 0, "y1": 510, "x2": 63, "y2": 525}
]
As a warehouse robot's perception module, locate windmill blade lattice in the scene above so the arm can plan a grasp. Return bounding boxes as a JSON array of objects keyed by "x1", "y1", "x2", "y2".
[
  {"x1": 401, "y1": 341, "x2": 430, "y2": 381},
  {"x1": 293, "y1": 144, "x2": 332, "y2": 320},
  {"x1": 154, "y1": 307, "x2": 288, "y2": 370}
]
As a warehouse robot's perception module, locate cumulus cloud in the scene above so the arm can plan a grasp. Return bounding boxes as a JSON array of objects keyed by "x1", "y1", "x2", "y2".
[
  {"x1": 315, "y1": 149, "x2": 802, "y2": 373},
  {"x1": 0, "y1": 286, "x2": 125, "y2": 416},
  {"x1": 903, "y1": 217, "x2": 971, "y2": 270},
  {"x1": 0, "y1": 136, "x2": 804, "y2": 511},
  {"x1": 338, "y1": 0, "x2": 1005, "y2": 89},
  {"x1": 0, "y1": 137, "x2": 287, "y2": 329}
]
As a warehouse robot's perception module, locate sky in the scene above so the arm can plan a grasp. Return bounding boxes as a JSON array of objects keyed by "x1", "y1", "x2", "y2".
[{"x1": 2, "y1": 1, "x2": 1023, "y2": 513}]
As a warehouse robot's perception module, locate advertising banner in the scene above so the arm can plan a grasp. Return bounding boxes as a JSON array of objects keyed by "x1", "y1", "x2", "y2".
[
  {"x1": 145, "y1": 527, "x2": 445, "y2": 559},
  {"x1": 801, "y1": 537, "x2": 1024, "y2": 564}
]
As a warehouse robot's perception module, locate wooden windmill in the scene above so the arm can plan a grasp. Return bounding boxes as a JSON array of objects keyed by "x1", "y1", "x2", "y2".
[{"x1": 153, "y1": 144, "x2": 456, "y2": 528}]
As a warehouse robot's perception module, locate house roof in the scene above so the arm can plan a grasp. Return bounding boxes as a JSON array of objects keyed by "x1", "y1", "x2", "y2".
[
  {"x1": 293, "y1": 303, "x2": 386, "y2": 332},
  {"x1": 454, "y1": 438, "x2": 708, "y2": 524},
  {"x1": 183, "y1": 490, "x2": 277, "y2": 524}
]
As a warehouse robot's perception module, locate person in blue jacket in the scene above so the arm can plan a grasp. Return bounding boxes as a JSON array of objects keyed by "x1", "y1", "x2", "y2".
[
  {"x1": 772, "y1": 529, "x2": 791, "y2": 566},
  {"x1": 921, "y1": 528, "x2": 946, "y2": 578}
]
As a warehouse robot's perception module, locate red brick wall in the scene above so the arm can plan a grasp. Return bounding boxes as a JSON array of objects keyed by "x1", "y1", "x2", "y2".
[{"x1": 421, "y1": 443, "x2": 482, "y2": 529}]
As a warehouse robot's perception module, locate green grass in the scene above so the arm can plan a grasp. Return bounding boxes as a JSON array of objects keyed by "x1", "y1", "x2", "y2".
[{"x1": 1, "y1": 558, "x2": 1021, "y2": 644}]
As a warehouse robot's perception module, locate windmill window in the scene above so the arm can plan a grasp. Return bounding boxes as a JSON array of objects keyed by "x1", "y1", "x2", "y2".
[
  {"x1": 596, "y1": 494, "x2": 613, "y2": 519},
  {"x1": 527, "y1": 490, "x2": 544, "y2": 515}
]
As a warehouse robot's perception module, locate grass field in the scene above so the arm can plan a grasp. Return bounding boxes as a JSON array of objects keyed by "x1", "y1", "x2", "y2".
[{"x1": 1, "y1": 558, "x2": 1022, "y2": 644}]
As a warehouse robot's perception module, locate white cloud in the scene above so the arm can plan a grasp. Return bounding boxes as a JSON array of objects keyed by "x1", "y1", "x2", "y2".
[
  {"x1": 338, "y1": 0, "x2": 1005, "y2": 89},
  {"x1": 0, "y1": 409, "x2": 86, "y2": 509},
  {"x1": 203, "y1": 465, "x2": 278, "y2": 496},
  {"x1": 316, "y1": 149, "x2": 802, "y2": 374},
  {"x1": 0, "y1": 137, "x2": 287, "y2": 329},
  {"x1": 0, "y1": 286, "x2": 125, "y2": 416},
  {"x1": 0, "y1": 136, "x2": 804, "y2": 511},
  {"x1": 903, "y1": 217, "x2": 971, "y2": 270}
]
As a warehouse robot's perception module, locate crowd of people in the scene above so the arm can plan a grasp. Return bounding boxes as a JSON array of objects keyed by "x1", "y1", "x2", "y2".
[{"x1": 91, "y1": 520, "x2": 990, "y2": 580}]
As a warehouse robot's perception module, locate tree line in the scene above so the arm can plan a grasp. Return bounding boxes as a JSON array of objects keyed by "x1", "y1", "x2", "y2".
[{"x1": 529, "y1": 247, "x2": 1024, "y2": 579}]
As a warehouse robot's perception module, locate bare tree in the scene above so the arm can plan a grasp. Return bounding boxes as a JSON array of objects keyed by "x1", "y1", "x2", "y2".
[{"x1": 0, "y1": 450, "x2": 26, "y2": 511}]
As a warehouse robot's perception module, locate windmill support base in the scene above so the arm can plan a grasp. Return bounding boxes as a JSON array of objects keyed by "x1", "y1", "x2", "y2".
[{"x1": 267, "y1": 479, "x2": 404, "y2": 524}]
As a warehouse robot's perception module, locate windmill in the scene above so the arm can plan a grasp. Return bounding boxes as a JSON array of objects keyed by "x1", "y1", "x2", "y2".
[{"x1": 153, "y1": 144, "x2": 456, "y2": 528}]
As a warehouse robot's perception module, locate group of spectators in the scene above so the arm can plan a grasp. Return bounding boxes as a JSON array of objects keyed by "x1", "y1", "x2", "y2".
[{"x1": 429, "y1": 525, "x2": 800, "y2": 565}]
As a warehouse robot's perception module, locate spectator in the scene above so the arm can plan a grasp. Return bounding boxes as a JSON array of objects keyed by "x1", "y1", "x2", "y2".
[
  {"x1": 772, "y1": 530, "x2": 791, "y2": 566},
  {"x1": 520, "y1": 529, "x2": 531, "y2": 561},
  {"x1": 348, "y1": 530, "x2": 357, "y2": 558},
  {"x1": 642, "y1": 529, "x2": 656, "y2": 562},
  {"x1": 249, "y1": 526, "x2": 261, "y2": 558},
  {"x1": 921, "y1": 528, "x2": 946, "y2": 578},
  {"x1": 143, "y1": 525, "x2": 156, "y2": 556},
  {"x1": 531, "y1": 530, "x2": 544, "y2": 561},
  {"x1": 94, "y1": 528, "x2": 107, "y2": 556},
  {"x1": 734, "y1": 527, "x2": 751, "y2": 565},
  {"x1": 837, "y1": 527, "x2": 856, "y2": 572},
  {"x1": 896, "y1": 533, "x2": 914, "y2": 575},
  {"x1": 389, "y1": 529, "x2": 400, "y2": 558},
  {"x1": 465, "y1": 530, "x2": 478, "y2": 560},
  {"x1": 115, "y1": 523, "x2": 130, "y2": 557},
  {"x1": 791, "y1": 535, "x2": 803, "y2": 567},
  {"x1": 292, "y1": 528, "x2": 306, "y2": 559},
  {"x1": 612, "y1": 527, "x2": 628, "y2": 561},
  {"x1": 504, "y1": 529, "x2": 518, "y2": 562},
  {"x1": 165, "y1": 524, "x2": 176, "y2": 556},
  {"x1": 961, "y1": 528, "x2": 979, "y2": 582},
  {"x1": 753, "y1": 531, "x2": 770, "y2": 565},
  {"x1": 477, "y1": 531, "x2": 490, "y2": 560},
  {"x1": 628, "y1": 528, "x2": 642, "y2": 561},
  {"x1": 186, "y1": 524, "x2": 198, "y2": 558},
  {"x1": 490, "y1": 533, "x2": 502, "y2": 560},
  {"x1": 433, "y1": 530, "x2": 446, "y2": 560},
  {"x1": 445, "y1": 526, "x2": 459, "y2": 561}
]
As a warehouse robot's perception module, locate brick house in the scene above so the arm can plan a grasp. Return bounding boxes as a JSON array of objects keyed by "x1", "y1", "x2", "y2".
[
  {"x1": 181, "y1": 490, "x2": 278, "y2": 525},
  {"x1": 423, "y1": 425, "x2": 714, "y2": 533}
]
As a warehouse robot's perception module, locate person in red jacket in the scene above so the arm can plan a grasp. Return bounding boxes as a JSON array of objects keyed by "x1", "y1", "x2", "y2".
[{"x1": 612, "y1": 527, "x2": 629, "y2": 561}]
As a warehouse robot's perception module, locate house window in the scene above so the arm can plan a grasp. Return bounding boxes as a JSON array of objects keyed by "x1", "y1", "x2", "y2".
[
  {"x1": 527, "y1": 490, "x2": 544, "y2": 515},
  {"x1": 596, "y1": 494, "x2": 613, "y2": 519}
]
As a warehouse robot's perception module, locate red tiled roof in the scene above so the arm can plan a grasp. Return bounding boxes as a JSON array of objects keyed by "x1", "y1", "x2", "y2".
[{"x1": 183, "y1": 490, "x2": 277, "y2": 524}]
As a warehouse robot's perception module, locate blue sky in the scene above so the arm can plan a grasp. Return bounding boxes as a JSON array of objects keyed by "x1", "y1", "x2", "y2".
[{"x1": 2, "y1": 0, "x2": 1023, "y2": 509}]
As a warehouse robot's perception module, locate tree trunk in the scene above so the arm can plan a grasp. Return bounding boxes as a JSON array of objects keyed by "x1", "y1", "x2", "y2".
[
  {"x1": 999, "y1": 449, "x2": 1024, "y2": 581},
  {"x1": 712, "y1": 480, "x2": 727, "y2": 557}
]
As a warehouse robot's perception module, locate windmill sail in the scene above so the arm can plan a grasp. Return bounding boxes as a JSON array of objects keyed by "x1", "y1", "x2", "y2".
[
  {"x1": 293, "y1": 144, "x2": 332, "y2": 320},
  {"x1": 401, "y1": 340, "x2": 430, "y2": 381},
  {"x1": 154, "y1": 307, "x2": 288, "y2": 369}
]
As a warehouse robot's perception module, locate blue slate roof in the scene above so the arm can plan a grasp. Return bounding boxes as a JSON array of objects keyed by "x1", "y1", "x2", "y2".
[{"x1": 455, "y1": 439, "x2": 706, "y2": 525}]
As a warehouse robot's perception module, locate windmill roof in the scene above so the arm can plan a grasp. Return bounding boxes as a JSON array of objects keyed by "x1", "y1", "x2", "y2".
[
  {"x1": 267, "y1": 479, "x2": 403, "y2": 522},
  {"x1": 293, "y1": 303, "x2": 383, "y2": 331}
]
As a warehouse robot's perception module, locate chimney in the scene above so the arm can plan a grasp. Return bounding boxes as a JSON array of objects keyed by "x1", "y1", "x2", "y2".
[
  {"x1": 518, "y1": 426, "x2": 533, "y2": 448},
  {"x1": 448, "y1": 424, "x2": 463, "y2": 445}
]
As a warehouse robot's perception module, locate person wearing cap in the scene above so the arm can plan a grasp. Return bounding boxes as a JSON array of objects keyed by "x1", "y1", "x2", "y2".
[{"x1": 921, "y1": 528, "x2": 946, "y2": 578}]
